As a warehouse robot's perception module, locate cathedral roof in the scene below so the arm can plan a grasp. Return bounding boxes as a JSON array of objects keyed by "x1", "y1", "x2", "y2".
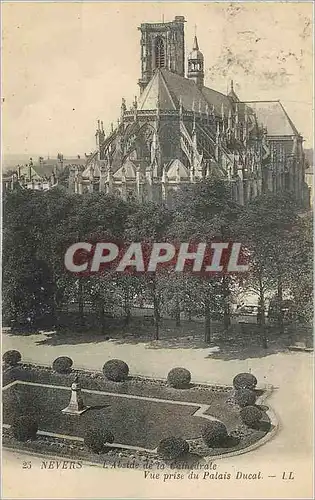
[
  {"x1": 166, "y1": 159, "x2": 190, "y2": 180},
  {"x1": 137, "y1": 70, "x2": 298, "y2": 138},
  {"x1": 138, "y1": 70, "x2": 177, "y2": 110},
  {"x1": 138, "y1": 68, "x2": 232, "y2": 116},
  {"x1": 242, "y1": 101, "x2": 299, "y2": 136}
]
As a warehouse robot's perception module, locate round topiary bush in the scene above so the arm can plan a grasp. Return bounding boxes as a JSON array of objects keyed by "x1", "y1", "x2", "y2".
[
  {"x1": 240, "y1": 406, "x2": 263, "y2": 427},
  {"x1": 233, "y1": 372, "x2": 257, "y2": 390},
  {"x1": 202, "y1": 421, "x2": 228, "y2": 447},
  {"x1": 157, "y1": 436, "x2": 189, "y2": 460},
  {"x1": 11, "y1": 415, "x2": 38, "y2": 442},
  {"x1": 84, "y1": 427, "x2": 114, "y2": 454},
  {"x1": 234, "y1": 388, "x2": 256, "y2": 407},
  {"x1": 167, "y1": 367, "x2": 191, "y2": 389},
  {"x1": 103, "y1": 359, "x2": 129, "y2": 382},
  {"x1": 3, "y1": 350, "x2": 22, "y2": 367},
  {"x1": 52, "y1": 356, "x2": 73, "y2": 374}
]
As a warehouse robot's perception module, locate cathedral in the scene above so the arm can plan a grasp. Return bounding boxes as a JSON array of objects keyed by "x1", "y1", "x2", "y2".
[{"x1": 7, "y1": 16, "x2": 310, "y2": 207}]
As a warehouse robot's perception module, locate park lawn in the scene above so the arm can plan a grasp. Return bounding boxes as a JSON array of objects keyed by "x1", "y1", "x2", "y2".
[
  {"x1": 3, "y1": 382, "x2": 213, "y2": 449},
  {"x1": 4, "y1": 364, "x2": 238, "y2": 402},
  {"x1": 2, "y1": 364, "x2": 271, "y2": 460}
]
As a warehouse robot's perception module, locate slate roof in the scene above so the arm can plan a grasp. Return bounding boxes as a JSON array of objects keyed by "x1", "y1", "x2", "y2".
[
  {"x1": 31, "y1": 160, "x2": 57, "y2": 178},
  {"x1": 138, "y1": 70, "x2": 177, "y2": 111},
  {"x1": 138, "y1": 69, "x2": 232, "y2": 116},
  {"x1": 200, "y1": 86, "x2": 232, "y2": 116},
  {"x1": 13, "y1": 162, "x2": 54, "y2": 180},
  {"x1": 242, "y1": 101, "x2": 299, "y2": 137},
  {"x1": 16, "y1": 156, "x2": 87, "y2": 179},
  {"x1": 138, "y1": 70, "x2": 299, "y2": 139}
]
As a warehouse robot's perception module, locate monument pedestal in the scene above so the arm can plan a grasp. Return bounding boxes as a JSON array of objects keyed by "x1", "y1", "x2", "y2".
[{"x1": 62, "y1": 376, "x2": 90, "y2": 415}]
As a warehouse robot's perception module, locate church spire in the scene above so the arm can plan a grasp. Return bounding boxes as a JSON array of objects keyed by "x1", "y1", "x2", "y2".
[
  {"x1": 192, "y1": 34, "x2": 199, "y2": 51},
  {"x1": 187, "y1": 34, "x2": 204, "y2": 89}
]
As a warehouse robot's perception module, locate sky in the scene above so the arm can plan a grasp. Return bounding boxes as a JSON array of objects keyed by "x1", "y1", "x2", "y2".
[{"x1": 1, "y1": 1, "x2": 313, "y2": 158}]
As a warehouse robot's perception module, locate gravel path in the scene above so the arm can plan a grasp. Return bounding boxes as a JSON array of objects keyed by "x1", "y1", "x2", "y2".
[{"x1": 2, "y1": 331, "x2": 313, "y2": 499}]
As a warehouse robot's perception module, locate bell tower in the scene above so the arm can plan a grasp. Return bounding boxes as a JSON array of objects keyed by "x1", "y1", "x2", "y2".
[
  {"x1": 187, "y1": 35, "x2": 204, "y2": 89},
  {"x1": 138, "y1": 16, "x2": 186, "y2": 93}
]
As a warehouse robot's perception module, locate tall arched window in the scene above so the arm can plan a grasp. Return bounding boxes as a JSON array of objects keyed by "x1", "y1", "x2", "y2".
[{"x1": 155, "y1": 37, "x2": 165, "y2": 68}]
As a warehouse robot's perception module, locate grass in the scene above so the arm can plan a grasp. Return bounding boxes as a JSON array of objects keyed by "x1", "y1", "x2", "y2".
[
  {"x1": 3, "y1": 383, "x2": 214, "y2": 449},
  {"x1": 2, "y1": 364, "x2": 272, "y2": 463}
]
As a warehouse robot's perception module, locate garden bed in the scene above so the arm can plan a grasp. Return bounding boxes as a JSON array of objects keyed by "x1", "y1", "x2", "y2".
[{"x1": 2, "y1": 363, "x2": 272, "y2": 467}]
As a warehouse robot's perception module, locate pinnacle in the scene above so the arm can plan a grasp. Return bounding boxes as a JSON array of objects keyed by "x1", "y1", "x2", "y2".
[{"x1": 193, "y1": 35, "x2": 199, "y2": 51}]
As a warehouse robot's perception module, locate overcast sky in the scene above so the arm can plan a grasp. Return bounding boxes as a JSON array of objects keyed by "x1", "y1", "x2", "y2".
[{"x1": 2, "y1": 1, "x2": 313, "y2": 158}]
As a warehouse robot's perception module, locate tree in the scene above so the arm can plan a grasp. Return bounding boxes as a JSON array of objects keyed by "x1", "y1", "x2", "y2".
[
  {"x1": 285, "y1": 212, "x2": 313, "y2": 324},
  {"x1": 238, "y1": 191, "x2": 307, "y2": 345},
  {"x1": 124, "y1": 201, "x2": 173, "y2": 340},
  {"x1": 3, "y1": 190, "x2": 56, "y2": 327},
  {"x1": 2, "y1": 189, "x2": 131, "y2": 330},
  {"x1": 168, "y1": 178, "x2": 243, "y2": 341}
]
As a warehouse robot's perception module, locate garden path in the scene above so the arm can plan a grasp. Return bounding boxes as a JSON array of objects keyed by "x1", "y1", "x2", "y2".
[{"x1": 2, "y1": 330, "x2": 313, "y2": 499}]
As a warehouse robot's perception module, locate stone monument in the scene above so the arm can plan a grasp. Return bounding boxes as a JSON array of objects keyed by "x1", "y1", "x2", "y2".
[{"x1": 62, "y1": 375, "x2": 90, "y2": 415}]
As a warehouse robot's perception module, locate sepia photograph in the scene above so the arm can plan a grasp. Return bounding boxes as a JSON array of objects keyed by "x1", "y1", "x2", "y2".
[{"x1": 1, "y1": 2, "x2": 314, "y2": 499}]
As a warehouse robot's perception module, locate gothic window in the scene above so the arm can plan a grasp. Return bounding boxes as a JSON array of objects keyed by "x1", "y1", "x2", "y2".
[{"x1": 155, "y1": 37, "x2": 165, "y2": 68}]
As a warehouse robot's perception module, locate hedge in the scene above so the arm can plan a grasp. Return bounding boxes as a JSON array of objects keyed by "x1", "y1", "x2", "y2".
[
  {"x1": 202, "y1": 421, "x2": 228, "y2": 447},
  {"x1": 167, "y1": 367, "x2": 191, "y2": 388},
  {"x1": 233, "y1": 372, "x2": 257, "y2": 390},
  {"x1": 103, "y1": 359, "x2": 129, "y2": 382},
  {"x1": 11, "y1": 415, "x2": 38, "y2": 442},
  {"x1": 3, "y1": 350, "x2": 22, "y2": 367},
  {"x1": 84, "y1": 427, "x2": 114, "y2": 454},
  {"x1": 52, "y1": 356, "x2": 73, "y2": 374},
  {"x1": 157, "y1": 436, "x2": 189, "y2": 460}
]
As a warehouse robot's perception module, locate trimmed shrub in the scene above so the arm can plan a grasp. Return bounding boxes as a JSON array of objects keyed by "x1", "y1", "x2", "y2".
[
  {"x1": 233, "y1": 372, "x2": 257, "y2": 390},
  {"x1": 84, "y1": 427, "x2": 114, "y2": 454},
  {"x1": 103, "y1": 359, "x2": 129, "y2": 382},
  {"x1": 234, "y1": 388, "x2": 256, "y2": 407},
  {"x1": 167, "y1": 367, "x2": 191, "y2": 389},
  {"x1": 11, "y1": 415, "x2": 38, "y2": 442},
  {"x1": 52, "y1": 356, "x2": 73, "y2": 374},
  {"x1": 157, "y1": 437, "x2": 189, "y2": 460},
  {"x1": 240, "y1": 406, "x2": 263, "y2": 427},
  {"x1": 3, "y1": 350, "x2": 22, "y2": 367},
  {"x1": 202, "y1": 421, "x2": 228, "y2": 447}
]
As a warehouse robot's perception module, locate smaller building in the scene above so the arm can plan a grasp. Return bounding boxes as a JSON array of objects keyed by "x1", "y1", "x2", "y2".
[{"x1": 2, "y1": 154, "x2": 87, "y2": 192}]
